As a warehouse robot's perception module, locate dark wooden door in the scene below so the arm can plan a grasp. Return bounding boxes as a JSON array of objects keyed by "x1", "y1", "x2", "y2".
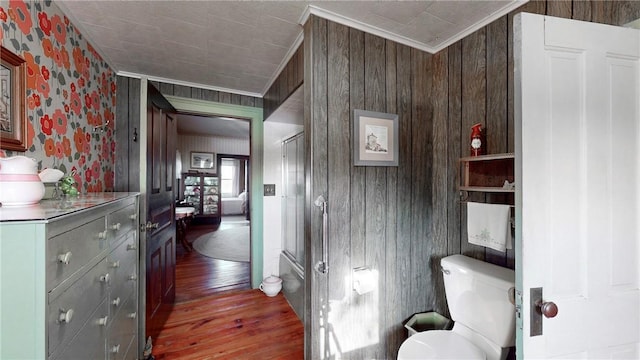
[{"x1": 144, "y1": 83, "x2": 177, "y2": 339}]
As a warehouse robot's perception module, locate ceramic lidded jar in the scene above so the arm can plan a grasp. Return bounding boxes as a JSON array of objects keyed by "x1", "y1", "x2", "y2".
[
  {"x1": 259, "y1": 275, "x2": 283, "y2": 297},
  {"x1": 0, "y1": 156, "x2": 46, "y2": 207}
]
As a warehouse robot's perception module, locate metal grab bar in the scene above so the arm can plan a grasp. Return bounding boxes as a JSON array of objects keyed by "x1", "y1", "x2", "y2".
[{"x1": 314, "y1": 195, "x2": 328, "y2": 274}]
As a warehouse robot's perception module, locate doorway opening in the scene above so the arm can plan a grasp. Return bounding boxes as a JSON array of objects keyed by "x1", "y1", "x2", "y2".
[
  {"x1": 168, "y1": 96, "x2": 262, "y2": 301},
  {"x1": 174, "y1": 116, "x2": 252, "y2": 301}
]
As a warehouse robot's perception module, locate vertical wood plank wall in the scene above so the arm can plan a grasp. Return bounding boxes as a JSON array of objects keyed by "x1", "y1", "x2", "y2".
[
  {"x1": 114, "y1": 77, "x2": 262, "y2": 191},
  {"x1": 148, "y1": 81, "x2": 263, "y2": 109},
  {"x1": 304, "y1": 1, "x2": 640, "y2": 358},
  {"x1": 264, "y1": 46, "x2": 304, "y2": 120},
  {"x1": 115, "y1": 77, "x2": 141, "y2": 192}
]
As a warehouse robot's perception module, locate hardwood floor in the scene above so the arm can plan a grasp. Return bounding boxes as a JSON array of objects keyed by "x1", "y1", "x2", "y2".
[
  {"x1": 152, "y1": 218, "x2": 304, "y2": 359},
  {"x1": 151, "y1": 289, "x2": 304, "y2": 359},
  {"x1": 175, "y1": 223, "x2": 251, "y2": 302}
]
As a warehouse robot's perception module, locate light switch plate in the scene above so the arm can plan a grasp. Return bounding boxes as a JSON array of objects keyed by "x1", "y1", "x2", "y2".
[{"x1": 264, "y1": 184, "x2": 276, "y2": 196}]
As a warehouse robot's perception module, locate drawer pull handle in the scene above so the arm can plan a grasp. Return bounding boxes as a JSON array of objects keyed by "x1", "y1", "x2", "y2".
[
  {"x1": 110, "y1": 223, "x2": 121, "y2": 231},
  {"x1": 111, "y1": 344, "x2": 121, "y2": 354},
  {"x1": 100, "y1": 273, "x2": 110, "y2": 284},
  {"x1": 57, "y1": 252, "x2": 72, "y2": 265},
  {"x1": 127, "y1": 244, "x2": 137, "y2": 251},
  {"x1": 127, "y1": 312, "x2": 137, "y2": 319},
  {"x1": 98, "y1": 316, "x2": 108, "y2": 326},
  {"x1": 112, "y1": 297, "x2": 121, "y2": 307},
  {"x1": 98, "y1": 230, "x2": 108, "y2": 240},
  {"x1": 129, "y1": 213, "x2": 137, "y2": 220},
  {"x1": 129, "y1": 273, "x2": 138, "y2": 281},
  {"x1": 58, "y1": 308, "x2": 74, "y2": 324},
  {"x1": 111, "y1": 260, "x2": 120, "y2": 268}
]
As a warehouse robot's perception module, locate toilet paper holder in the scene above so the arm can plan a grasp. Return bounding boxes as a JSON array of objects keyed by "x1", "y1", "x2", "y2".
[{"x1": 352, "y1": 266, "x2": 377, "y2": 295}]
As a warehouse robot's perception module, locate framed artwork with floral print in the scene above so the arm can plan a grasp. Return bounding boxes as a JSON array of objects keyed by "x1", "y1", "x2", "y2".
[{"x1": 0, "y1": 46, "x2": 27, "y2": 152}]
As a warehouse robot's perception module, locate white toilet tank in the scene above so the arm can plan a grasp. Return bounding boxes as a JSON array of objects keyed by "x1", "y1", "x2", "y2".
[{"x1": 441, "y1": 255, "x2": 516, "y2": 348}]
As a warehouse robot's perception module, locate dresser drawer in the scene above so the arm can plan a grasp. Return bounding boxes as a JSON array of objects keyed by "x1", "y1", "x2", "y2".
[
  {"x1": 108, "y1": 233, "x2": 137, "y2": 300},
  {"x1": 48, "y1": 258, "x2": 110, "y2": 356},
  {"x1": 107, "y1": 204, "x2": 137, "y2": 245},
  {"x1": 50, "y1": 297, "x2": 108, "y2": 360},
  {"x1": 47, "y1": 217, "x2": 108, "y2": 292},
  {"x1": 109, "y1": 263, "x2": 137, "y2": 321},
  {"x1": 108, "y1": 294, "x2": 138, "y2": 360},
  {"x1": 110, "y1": 335, "x2": 136, "y2": 360}
]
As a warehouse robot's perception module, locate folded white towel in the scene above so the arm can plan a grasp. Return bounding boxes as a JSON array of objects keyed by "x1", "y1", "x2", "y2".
[{"x1": 467, "y1": 202, "x2": 512, "y2": 252}]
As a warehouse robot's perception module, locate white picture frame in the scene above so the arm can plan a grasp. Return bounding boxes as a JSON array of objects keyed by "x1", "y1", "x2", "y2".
[{"x1": 190, "y1": 151, "x2": 216, "y2": 171}]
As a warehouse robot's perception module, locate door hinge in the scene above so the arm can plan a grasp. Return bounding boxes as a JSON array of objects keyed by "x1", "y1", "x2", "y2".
[{"x1": 515, "y1": 289, "x2": 523, "y2": 330}]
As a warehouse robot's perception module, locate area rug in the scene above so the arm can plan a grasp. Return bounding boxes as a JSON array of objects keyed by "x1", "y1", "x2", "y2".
[{"x1": 192, "y1": 225, "x2": 250, "y2": 262}]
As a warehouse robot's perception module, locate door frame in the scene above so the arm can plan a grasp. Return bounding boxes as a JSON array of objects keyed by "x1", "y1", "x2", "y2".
[{"x1": 164, "y1": 95, "x2": 264, "y2": 288}]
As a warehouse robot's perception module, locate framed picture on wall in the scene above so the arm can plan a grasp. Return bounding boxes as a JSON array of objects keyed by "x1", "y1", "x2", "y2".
[
  {"x1": 191, "y1": 151, "x2": 216, "y2": 171},
  {"x1": 353, "y1": 109, "x2": 399, "y2": 166},
  {"x1": 0, "y1": 46, "x2": 27, "y2": 152}
]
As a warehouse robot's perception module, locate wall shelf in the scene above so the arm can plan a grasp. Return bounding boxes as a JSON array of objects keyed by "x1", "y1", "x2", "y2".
[
  {"x1": 459, "y1": 186, "x2": 514, "y2": 193},
  {"x1": 459, "y1": 153, "x2": 514, "y2": 193}
]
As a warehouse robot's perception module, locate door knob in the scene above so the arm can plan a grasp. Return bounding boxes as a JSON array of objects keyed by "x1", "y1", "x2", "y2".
[
  {"x1": 142, "y1": 221, "x2": 159, "y2": 232},
  {"x1": 530, "y1": 287, "x2": 558, "y2": 336},
  {"x1": 536, "y1": 300, "x2": 558, "y2": 318}
]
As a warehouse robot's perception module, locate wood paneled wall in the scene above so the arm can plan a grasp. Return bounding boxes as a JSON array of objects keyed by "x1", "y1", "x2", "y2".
[
  {"x1": 304, "y1": 1, "x2": 640, "y2": 358},
  {"x1": 115, "y1": 76, "x2": 141, "y2": 192},
  {"x1": 305, "y1": 15, "x2": 440, "y2": 359},
  {"x1": 149, "y1": 81, "x2": 263, "y2": 108},
  {"x1": 264, "y1": 46, "x2": 304, "y2": 120},
  {"x1": 115, "y1": 77, "x2": 262, "y2": 191}
]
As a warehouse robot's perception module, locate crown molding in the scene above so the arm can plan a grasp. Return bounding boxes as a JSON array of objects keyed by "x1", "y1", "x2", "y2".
[
  {"x1": 432, "y1": 1, "x2": 528, "y2": 53},
  {"x1": 300, "y1": 1, "x2": 527, "y2": 54},
  {"x1": 301, "y1": 5, "x2": 439, "y2": 53},
  {"x1": 260, "y1": 31, "x2": 304, "y2": 96}
]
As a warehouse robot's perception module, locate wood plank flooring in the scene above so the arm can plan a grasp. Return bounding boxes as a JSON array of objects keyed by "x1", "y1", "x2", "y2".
[
  {"x1": 152, "y1": 289, "x2": 304, "y2": 359},
  {"x1": 175, "y1": 223, "x2": 251, "y2": 302},
  {"x1": 151, "y1": 218, "x2": 304, "y2": 359}
]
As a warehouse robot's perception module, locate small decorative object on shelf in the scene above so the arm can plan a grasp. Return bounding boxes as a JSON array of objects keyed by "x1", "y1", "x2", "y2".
[{"x1": 470, "y1": 123, "x2": 483, "y2": 156}]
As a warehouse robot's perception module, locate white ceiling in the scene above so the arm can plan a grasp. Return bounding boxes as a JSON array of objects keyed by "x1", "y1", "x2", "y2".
[{"x1": 57, "y1": 0, "x2": 526, "y2": 138}]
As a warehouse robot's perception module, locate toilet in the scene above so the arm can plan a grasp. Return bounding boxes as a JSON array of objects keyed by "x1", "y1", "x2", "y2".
[{"x1": 398, "y1": 254, "x2": 516, "y2": 360}]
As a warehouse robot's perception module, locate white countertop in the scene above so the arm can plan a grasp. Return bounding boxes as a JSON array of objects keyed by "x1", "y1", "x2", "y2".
[{"x1": 0, "y1": 192, "x2": 139, "y2": 222}]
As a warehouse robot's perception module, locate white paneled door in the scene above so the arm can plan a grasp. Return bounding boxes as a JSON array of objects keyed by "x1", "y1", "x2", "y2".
[{"x1": 515, "y1": 13, "x2": 640, "y2": 358}]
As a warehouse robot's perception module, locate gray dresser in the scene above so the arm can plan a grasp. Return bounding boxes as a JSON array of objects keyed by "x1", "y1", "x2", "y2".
[{"x1": 0, "y1": 193, "x2": 140, "y2": 360}]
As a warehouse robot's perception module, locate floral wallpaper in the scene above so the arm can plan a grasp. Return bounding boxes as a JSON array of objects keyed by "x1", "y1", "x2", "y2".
[{"x1": 0, "y1": 0, "x2": 116, "y2": 193}]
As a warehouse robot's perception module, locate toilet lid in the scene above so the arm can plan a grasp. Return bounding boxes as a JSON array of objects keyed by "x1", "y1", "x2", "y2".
[{"x1": 398, "y1": 330, "x2": 486, "y2": 360}]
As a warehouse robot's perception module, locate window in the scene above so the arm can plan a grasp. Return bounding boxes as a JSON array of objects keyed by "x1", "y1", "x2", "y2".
[{"x1": 220, "y1": 158, "x2": 239, "y2": 197}]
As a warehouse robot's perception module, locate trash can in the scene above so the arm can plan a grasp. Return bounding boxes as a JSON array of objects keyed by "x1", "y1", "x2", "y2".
[{"x1": 404, "y1": 311, "x2": 452, "y2": 337}]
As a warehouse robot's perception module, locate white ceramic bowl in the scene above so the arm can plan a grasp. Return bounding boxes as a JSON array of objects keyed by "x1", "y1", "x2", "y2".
[
  {"x1": 0, "y1": 179, "x2": 45, "y2": 207},
  {"x1": 260, "y1": 276, "x2": 283, "y2": 297},
  {"x1": 38, "y1": 168, "x2": 64, "y2": 183}
]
